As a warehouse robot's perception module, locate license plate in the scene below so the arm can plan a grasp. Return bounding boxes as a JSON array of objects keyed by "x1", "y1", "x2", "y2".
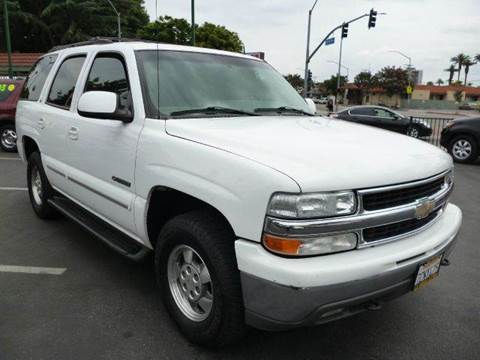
[{"x1": 413, "y1": 255, "x2": 442, "y2": 290}]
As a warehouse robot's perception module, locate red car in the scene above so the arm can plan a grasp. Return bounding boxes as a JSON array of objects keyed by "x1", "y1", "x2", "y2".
[{"x1": 0, "y1": 79, "x2": 24, "y2": 152}]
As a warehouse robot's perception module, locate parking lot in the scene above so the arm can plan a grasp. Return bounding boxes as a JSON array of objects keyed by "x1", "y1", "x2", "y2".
[{"x1": 1, "y1": 152, "x2": 479, "y2": 360}]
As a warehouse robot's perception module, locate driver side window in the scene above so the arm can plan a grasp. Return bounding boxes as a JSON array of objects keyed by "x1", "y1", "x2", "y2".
[{"x1": 84, "y1": 53, "x2": 132, "y2": 116}]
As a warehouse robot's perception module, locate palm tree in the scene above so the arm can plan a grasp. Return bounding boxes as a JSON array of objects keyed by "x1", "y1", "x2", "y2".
[
  {"x1": 444, "y1": 65, "x2": 457, "y2": 85},
  {"x1": 436, "y1": 79, "x2": 444, "y2": 86},
  {"x1": 463, "y1": 56, "x2": 476, "y2": 86},
  {"x1": 451, "y1": 53, "x2": 468, "y2": 82}
]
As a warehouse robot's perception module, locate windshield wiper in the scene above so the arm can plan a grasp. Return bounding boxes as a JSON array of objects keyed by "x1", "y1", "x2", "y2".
[
  {"x1": 170, "y1": 106, "x2": 258, "y2": 117},
  {"x1": 254, "y1": 106, "x2": 313, "y2": 116}
]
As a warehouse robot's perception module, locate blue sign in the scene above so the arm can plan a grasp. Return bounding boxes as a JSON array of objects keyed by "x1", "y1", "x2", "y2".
[{"x1": 325, "y1": 37, "x2": 335, "y2": 46}]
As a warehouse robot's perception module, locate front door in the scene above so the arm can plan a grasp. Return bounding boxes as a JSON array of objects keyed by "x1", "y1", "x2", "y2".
[{"x1": 63, "y1": 50, "x2": 144, "y2": 237}]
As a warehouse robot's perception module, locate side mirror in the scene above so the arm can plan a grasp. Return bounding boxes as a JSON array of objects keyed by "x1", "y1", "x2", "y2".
[
  {"x1": 305, "y1": 98, "x2": 317, "y2": 115},
  {"x1": 78, "y1": 91, "x2": 132, "y2": 122}
]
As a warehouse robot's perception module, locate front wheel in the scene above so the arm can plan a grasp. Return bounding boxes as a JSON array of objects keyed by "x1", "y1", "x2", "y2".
[
  {"x1": 0, "y1": 124, "x2": 18, "y2": 152},
  {"x1": 155, "y1": 211, "x2": 246, "y2": 347},
  {"x1": 448, "y1": 135, "x2": 478, "y2": 163},
  {"x1": 406, "y1": 125, "x2": 420, "y2": 138}
]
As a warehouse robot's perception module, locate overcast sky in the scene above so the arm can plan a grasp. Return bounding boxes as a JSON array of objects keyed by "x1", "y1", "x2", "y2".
[{"x1": 144, "y1": 0, "x2": 480, "y2": 85}]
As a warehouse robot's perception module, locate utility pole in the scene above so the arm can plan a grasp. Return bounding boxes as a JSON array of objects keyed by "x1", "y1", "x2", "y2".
[
  {"x1": 106, "y1": 0, "x2": 121, "y2": 39},
  {"x1": 389, "y1": 50, "x2": 412, "y2": 106},
  {"x1": 191, "y1": 0, "x2": 196, "y2": 46},
  {"x1": 3, "y1": 0, "x2": 13, "y2": 78},
  {"x1": 303, "y1": 0, "x2": 319, "y2": 98}
]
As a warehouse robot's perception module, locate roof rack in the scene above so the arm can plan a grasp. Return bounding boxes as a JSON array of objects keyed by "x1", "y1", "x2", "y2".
[{"x1": 49, "y1": 37, "x2": 156, "y2": 52}]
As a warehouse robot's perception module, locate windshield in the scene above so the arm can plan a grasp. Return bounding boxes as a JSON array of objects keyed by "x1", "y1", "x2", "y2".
[{"x1": 135, "y1": 50, "x2": 312, "y2": 118}]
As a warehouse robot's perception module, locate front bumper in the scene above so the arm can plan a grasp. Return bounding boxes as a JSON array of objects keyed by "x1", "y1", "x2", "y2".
[{"x1": 235, "y1": 203, "x2": 462, "y2": 330}]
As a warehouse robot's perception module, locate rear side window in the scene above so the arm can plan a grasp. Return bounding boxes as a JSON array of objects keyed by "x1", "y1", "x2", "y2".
[
  {"x1": 350, "y1": 107, "x2": 375, "y2": 116},
  {"x1": 47, "y1": 55, "x2": 86, "y2": 109},
  {"x1": 20, "y1": 54, "x2": 58, "y2": 101},
  {"x1": 84, "y1": 53, "x2": 132, "y2": 115}
]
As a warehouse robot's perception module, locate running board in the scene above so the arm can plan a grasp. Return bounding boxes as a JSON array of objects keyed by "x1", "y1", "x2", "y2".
[{"x1": 48, "y1": 197, "x2": 150, "y2": 262}]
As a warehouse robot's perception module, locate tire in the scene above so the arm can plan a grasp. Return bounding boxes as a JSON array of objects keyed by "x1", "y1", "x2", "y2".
[
  {"x1": 406, "y1": 125, "x2": 420, "y2": 138},
  {"x1": 155, "y1": 210, "x2": 246, "y2": 347},
  {"x1": 27, "y1": 152, "x2": 59, "y2": 219},
  {"x1": 448, "y1": 135, "x2": 478, "y2": 163},
  {"x1": 0, "y1": 124, "x2": 18, "y2": 152}
]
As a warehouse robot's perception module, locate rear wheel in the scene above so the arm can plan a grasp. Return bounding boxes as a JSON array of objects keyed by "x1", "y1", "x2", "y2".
[
  {"x1": 155, "y1": 211, "x2": 246, "y2": 347},
  {"x1": 0, "y1": 124, "x2": 17, "y2": 152},
  {"x1": 27, "y1": 152, "x2": 59, "y2": 219},
  {"x1": 448, "y1": 135, "x2": 478, "y2": 163}
]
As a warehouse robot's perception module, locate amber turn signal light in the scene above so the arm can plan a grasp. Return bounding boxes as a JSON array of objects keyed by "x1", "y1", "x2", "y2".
[{"x1": 263, "y1": 234, "x2": 301, "y2": 255}]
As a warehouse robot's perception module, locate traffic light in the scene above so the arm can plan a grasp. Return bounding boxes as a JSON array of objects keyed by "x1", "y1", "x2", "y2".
[
  {"x1": 368, "y1": 9, "x2": 377, "y2": 29},
  {"x1": 307, "y1": 70, "x2": 313, "y2": 85},
  {"x1": 341, "y1": 23, "x2": 349, "y2": 38}
]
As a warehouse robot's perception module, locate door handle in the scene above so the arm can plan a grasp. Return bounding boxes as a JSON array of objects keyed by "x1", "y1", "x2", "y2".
[
  {"x1": 68, "y1": 127, "x2": 79, "y2": 141},
  {"x1": 38, "y1": 118, "x2": 45, "y2": 129}
]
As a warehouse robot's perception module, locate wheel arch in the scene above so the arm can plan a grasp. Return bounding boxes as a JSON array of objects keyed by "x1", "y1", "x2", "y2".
[
  {"x1": 145, "y1": 186, "x2": 236, "y2": 249},
  {"x1": 22, "y1": 135, "x2": 40, "y2": 159}
]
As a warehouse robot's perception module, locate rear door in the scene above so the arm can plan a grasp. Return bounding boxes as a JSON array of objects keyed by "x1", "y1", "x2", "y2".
[
  {"x1": 62, "y1": 50, "x2": 144, "y2": 236},
  {"x1": 40, "y1": 54, "x2": 87, "y2": 191}
]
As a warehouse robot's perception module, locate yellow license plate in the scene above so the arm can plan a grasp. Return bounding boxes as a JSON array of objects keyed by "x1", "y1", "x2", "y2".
[{"x1": 413, "y1": 255, "x2": 442, "y2": 290}]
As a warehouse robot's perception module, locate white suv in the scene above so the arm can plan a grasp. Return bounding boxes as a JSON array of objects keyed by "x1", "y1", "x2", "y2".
[{"x1": 16, "y1": 39, "x2": 462, "y2": 347}]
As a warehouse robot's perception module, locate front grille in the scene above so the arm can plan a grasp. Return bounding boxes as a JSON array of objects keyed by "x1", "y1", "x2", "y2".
[
  {"x1": 363, "y1": 209, "x2": 440, "y2": 242},
  {"x1": 362, "y1": 176, "x2": 445, "y2": 211}
]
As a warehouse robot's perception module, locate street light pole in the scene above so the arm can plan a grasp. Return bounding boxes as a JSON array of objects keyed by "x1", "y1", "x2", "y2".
[
  {"x1": 106, "y1": 0, "x2": 121, "y2": 39},
  {"x1": 3, "y1": 0, "x2": 13, "y2": 78},
  {"x1": 327, "y1": 60, "x2": 349, "y2": 78},
  {"x1": 191, "y1": 0, "x2": 196, "y2": 46},
  {"x1": 389, "y1": 50, "x2": 412, "y2": 106},
  {"x1": 303, "y1": 0, "x2": 319, "y2": 98},
  {"x1": 335, "y1": 32, "x2": 344, "y2": 109}
]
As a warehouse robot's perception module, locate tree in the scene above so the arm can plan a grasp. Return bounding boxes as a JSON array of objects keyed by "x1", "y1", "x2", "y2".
[
  {"x1": 444, "y1": 65, "x2": 457, "y2": 85},
  {"x1": 426, "y1": 81, "x2": 434, "y2": 86},
  {"x1": 284, "y1": 74, "x2": 304, "y2": 91},
  {"x1": 354, "y1": 71, "x2": 377, "y2": 98},
  {"x1": 463, "y1": 57, "x2": 476, "y2": 86},
  {"x1": 436, "y1": 79, "x2": 444, "y2": 86},
  {"x1": 322, "y1": 75, "x2": 347, "y2": 95},
  {"x1": 1, "y1": 0, "x2": 149, "y2": 52},
  {"x1": 137, "y1": 17, "x2": 244, "y2": 53},
  {"x1": 375, "y1": 66, "x2": 409, "y2": 97},
  {"x1": 137, "y1": 16, "x2": 191, "y2": 44},
  {"x1": 451, "y1": 53, "x2": 468, "y2": 82}
]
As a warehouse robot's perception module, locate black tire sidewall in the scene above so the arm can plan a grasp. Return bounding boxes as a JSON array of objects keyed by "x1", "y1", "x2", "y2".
[
  {"x1": 155, "y1": 212, "x2": 245, "y2": 347},
  {"x1": 449, "y1": 135, "x2": 478, "y2": 163},
  {"x1": 0, "y1": 124, "x2": 17, "y2": 152},
  {"x1": 27, "y1": 152, "x2": 58, "y2": 218}
]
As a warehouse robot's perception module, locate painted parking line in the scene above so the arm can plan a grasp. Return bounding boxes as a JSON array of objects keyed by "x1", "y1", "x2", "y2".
[
  {"x1": 0, "y1": 265, "x2": 67, "y2": 275},
  {"x1": 0, "y1": 157, "x2": 21, "y2": 161},
  {"x1": 0, "y1": 187, "x2": 28, "y2": 191}
]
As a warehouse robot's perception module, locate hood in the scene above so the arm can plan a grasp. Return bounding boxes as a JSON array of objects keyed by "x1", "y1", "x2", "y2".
[{"x1": 166, "y1": 116, "x2": 452, "y2": 192}]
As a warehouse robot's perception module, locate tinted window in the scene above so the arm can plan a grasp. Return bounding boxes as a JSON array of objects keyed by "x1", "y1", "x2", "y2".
[
  {"x1": 350, "y1": 107, "x2": 375, "y2": 116},
  {"x1": 374, "y1": 108, "x2": 395, "y2": 118},
  {"x1": 47, "y1": 56, "x2": 86, "y2": 109},
  {"x1": 0, "y1": 83, "x2": 16, "y2": 102},
  {"x1": 84, "y1": 54, "x2": 132, "y2": 115},
  {"x1": 20, "y1": 54, "x2": 58, "y2": 101}
]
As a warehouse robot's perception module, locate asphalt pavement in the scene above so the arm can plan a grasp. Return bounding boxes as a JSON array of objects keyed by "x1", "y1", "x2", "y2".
[{"x1": 0, "y1": 152, "x2": 479, "y2": 360}]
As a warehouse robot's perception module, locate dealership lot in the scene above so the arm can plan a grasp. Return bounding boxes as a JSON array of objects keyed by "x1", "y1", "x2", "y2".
[{"x1": 0, "y1": 153, "x2": 479, "y2": 360}]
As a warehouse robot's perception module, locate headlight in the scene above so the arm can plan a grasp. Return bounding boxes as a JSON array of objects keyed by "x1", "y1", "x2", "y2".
[
  {"x1": 267, "y1": 191, "x2": 356, "y2": 219},
  {"x1": 263, "y1": 233, "x2": 358, "y2": 256}
]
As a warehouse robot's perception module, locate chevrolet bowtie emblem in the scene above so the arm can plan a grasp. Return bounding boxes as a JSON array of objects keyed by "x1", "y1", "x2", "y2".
[{"x1": 415, "y1": 199, "x2": 435, "y2": 219}]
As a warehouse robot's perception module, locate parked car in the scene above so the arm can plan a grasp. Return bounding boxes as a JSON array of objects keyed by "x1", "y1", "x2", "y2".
[
  {"x1": 313, "y1": 96, "x2": 328, "y2": 104},
  {"x1": 0, "y1": 79, "x2": 24, "y2": 152},
  {"x1": 441, "y1": 117, "x2": 480, "y2": 163},
  {"x1": 334, "y1": 105, "x2": 432, "y2": 138},
  {"x1": 16, "y1": 39, "x2": 462, "y2": 347}
]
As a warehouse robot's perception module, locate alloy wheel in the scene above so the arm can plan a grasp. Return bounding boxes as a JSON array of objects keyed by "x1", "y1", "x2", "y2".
[
  {"x1": 167, "y1": 245, "x2": 214, "y2": 322},
  {"x1": 0, "y1": 128, "x2": 17, "y2": 150},
  {"x1": 31, "y1": 166, "x2": 43, "y2": 206},
  {"x1": 452, "y1": 139, "x2": 472, "y2": 160}
]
